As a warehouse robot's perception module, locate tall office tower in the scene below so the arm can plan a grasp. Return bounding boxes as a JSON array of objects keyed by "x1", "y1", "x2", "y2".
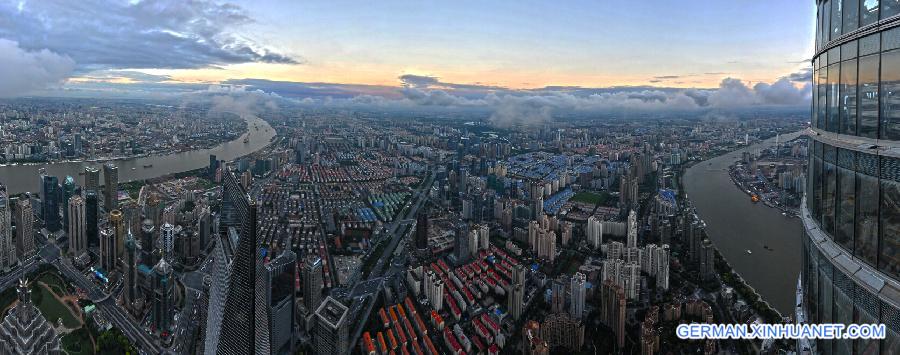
[
  {"x1": 120, "y1": 200, "x2": 141, "y2": 241},
  {"x1": 67, "y1": 196, "x2": 86, "y2": 259},
  {"x1": 198, "y1": 206, "x2": 211, "y2": 247},
  {"x1": 209, "y1": 154, "x2": 219, "y2": 177},
  {"x1": 600, "y1": 279, "x2": 626, "y2": 349},
  {"x1": 40, "y1": 174, "x2": 61, "y2": 232},
  {"x1": 508, "y1": 284, "x2": 525, "y2": 320},
  {"x1": 109, "y1": 210, "x2": 124, "y2": 260},
  {"x1": 803, "y1": 6, "x2": 900, "y2": 353},
  {"x1": 99, "y1": 227, "x2": 116, "y2": 272},
  {"x1": 453, "y1": 222, "x2": 469, "y2": 266},
  {"x1": 655, "y1": 245, "x2": 670, "y2": 290},
  {"x1": 62, "y1": 175, "x2": 76, "y2": 232},
  {"x1": 140, "y1": 220, "x2": 156, "y2": 265},
  {"x1": 151, "y1": 258, "x2": 174, "y2": 334},
  {"x1": 688, "y1": 222, "x2": 703, "y2": 263},
  {"x1": 0, "y1": 279, "x2": 62, "y2": 354},
  {"x1": 13, "y1": 199, "x2": 33, "y2": 262},
  {"x1": 0, "y1": 188, "x2": 12, "y2": 271},
  {"x1": 216, "y1": 169, "x2": 260, "y2": 355},
  {"x1": 84, "y1": 166, "x2": 100, "y2": 193},
  {"x1": 626, "y1": 209, "x2": 638, "y2": 248},
  {"x1": 550, "y1": 276, "x2": 568, "y2": 314},
  {"x1": 302, "y1": 255, "x2": 324, "y2": 313},
  {"x1": 699, "y1": 241, "x2": 716, "y2": 282},
  {"x1": 160, "y1": 223, "x2": 174, "y2": 262},
  {"x1": 85, "y1": 191, "x2": 99, "y2": 248},
  {"x1": 314, "y1": 297, "x2": 349, "y2": 355},
  {"x1": 145, "y1": 193, "x2": 162, "y2": 229},
  {"x1": 103, "y1": 163, "x2": 118, "y2": 211},
  {"x1": 532, "y1": 195, "x2": 543, "y2": 220},
  {"x1": 123, "y1": 230, "x2": 137, "y2": 312},
  {"x1": 569, "y1": 272, "x2": 586, "y2": 319},
  {"x1": 415, "y1": 211, "x2": 429, "y2": 251},
  {"x1": 261, "y1": 250, "x2": 297, "y2": 355}
]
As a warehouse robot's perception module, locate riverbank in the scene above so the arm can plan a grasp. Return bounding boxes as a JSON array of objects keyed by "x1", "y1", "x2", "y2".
[
  {"x1": 683, "y1": 130, "x2": 806, "y2": 315},
  {"x1": 0, "y1": 114, "x2": 276, "y2": 194}
]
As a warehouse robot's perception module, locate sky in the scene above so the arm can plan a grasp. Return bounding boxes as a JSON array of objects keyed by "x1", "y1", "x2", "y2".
[{"x1": 0, "y1": 0, "x2": 817, "y2": 119}]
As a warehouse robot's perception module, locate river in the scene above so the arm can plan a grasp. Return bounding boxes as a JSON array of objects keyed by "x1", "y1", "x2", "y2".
[
  {"x1": 0, "y1": 115, "x2": 275, "y2": 194},
  {"x1": 683, "y1": 130, "x2": 806, "y2": 315}
]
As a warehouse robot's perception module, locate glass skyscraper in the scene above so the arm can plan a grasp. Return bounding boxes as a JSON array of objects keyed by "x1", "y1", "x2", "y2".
[{"x1": 803, "y1": 1, "x2": 900, "y2": 353}]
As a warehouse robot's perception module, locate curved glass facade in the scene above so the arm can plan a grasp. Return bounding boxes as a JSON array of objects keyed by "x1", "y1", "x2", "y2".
[{"x1": 804, "y1": 1, "x2": 900, "y2": 354}]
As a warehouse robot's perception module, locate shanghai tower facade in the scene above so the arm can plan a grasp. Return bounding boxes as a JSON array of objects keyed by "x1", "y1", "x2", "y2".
[{"x1": 803, "y1": 1, "x2": 900, "y2": 353}]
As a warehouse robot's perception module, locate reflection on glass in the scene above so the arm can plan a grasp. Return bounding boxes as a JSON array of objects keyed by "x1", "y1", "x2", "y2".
[
  {"x1": 880, "y1": 179, "x2": 900, "y2": 278},
  {"x1": 836, "y1": 165, "x2": 855, "y2": 250},
  {"x1": 828, "y1": 64, "x2": 841, "y2": 132},
  {"x1": 859, "y1": 54, "x2": 880, "y2": 138},
  {"x1": 855, "y1": 169, "x2": 879, "y2": 267},
  {"x1": 840, "y1": 59, "x2": 858, "y2": 134},
  {"x1": 884, "y1": 0, "x2": 900, "y2": 19},
  {"x1": 823, "y1": 161, "x2": 837, "y2": 235},
  {"x1": 882, "y1": 50, "x2": 900, "y2": 139},
  {"x1": 844, "y1": 0, "x2": 859, "y2": 33},
  {"x1": 862, "y1": 0, "x2": 880, "y2": 26}
]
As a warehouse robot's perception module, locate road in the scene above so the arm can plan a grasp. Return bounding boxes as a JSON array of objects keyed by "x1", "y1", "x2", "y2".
[{"x1": 346, "y1": 171, "x2": 434, "y2": 352}]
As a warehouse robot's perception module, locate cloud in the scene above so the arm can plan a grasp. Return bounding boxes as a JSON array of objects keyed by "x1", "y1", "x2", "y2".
[
  {"x1": 785, "y1": 67, "x2": 812, "y2": 82},
  {"x1": 0, "y1": 0, "x2": 298, "y2": 71},
  {"x1": 397, "y1": 74, "x2": 506, "y2": 91},
  {"x1": 0, "y1": 39, "x2": 74, "y2": 97}
]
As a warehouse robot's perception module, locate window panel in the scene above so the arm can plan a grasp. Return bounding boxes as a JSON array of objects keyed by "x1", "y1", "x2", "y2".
[
  {"x1": 836, "y1": 162, "x2": 855, "y2": 251},
  {"x1": 828, "y1": 64, "x2": 841, "y2": 132},
  {"x1": 814, "y1": 153, "x2": 824, "y2": 223},
  {"x1": 859, "y1": 54, "x2": 881, "y2": 138},
  {"x1": 862, "y1": 0, "x2": 880, "y2": 26},
  {"x1": 855, "y1": 153, "x2": 880, "y2": 268},
  {"x1": 820, "y1": 66, "x2": 829, "y2": 130},
  {"x1": 883, "y1": 0, "x2": 900, "y2": 19},
  {"x1": 833, "y1": 0, "x2": 843, "y2": 40},
  {"x1": 860, "y1": 33, "x2": 881, "y2": 56},
  {"x1": 823, "y1": 160, "x2": 837, "y2": 234},
  {"x1": 882, "y1": 50, "x2": 900, "y2": 139},
  {"x1": 825, "y1": 0, "x2": 833, "y2": 43},
  {"x1": 842, "y1": 40, "x2": 858, "y2": 61},
  {"x1": 841, "y1": 59, "x2": 858, "y2": 135},
  {"x1": 814, "y1": 68, "x2": 819, "y2": 129},
  {"x1": 880, "y1": 157, "x2": 900, "y2": 278},
  {"x1": 844, "y1": 0, "x2": 860, "y2": 33}
]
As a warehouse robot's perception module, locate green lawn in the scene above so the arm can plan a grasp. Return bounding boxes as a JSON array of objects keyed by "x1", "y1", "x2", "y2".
[
  {"x1": 62, "y1": 327, "x2": 95, "y2": 355},
  {"x1": 31, "y1": 284, "x2": 80, "y2": 329},
  {"x1": 570, "y1": 191, "x2": 608, "y2": 205},
  {"x1": 37, "y1": 272, "x2": 68, "y2": 297}
]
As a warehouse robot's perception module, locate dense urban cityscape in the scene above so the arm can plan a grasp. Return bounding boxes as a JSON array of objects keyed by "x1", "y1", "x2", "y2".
[{"x1": 0, "y1": 0, "x2": 898, "y2": 355}]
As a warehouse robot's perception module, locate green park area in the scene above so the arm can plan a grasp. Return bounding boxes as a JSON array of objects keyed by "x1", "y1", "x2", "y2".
[
  {"x1": 570, "y1": 191, "x2": 610, "y2": 206},
  {"x1": 31, "y1": 278, "x2": 80, "y2": 329}
]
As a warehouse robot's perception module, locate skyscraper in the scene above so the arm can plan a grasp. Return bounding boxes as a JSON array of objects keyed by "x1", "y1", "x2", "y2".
[
  {"x1": 40, "y1": 174, "x2": 61, "y2": 232},
  {"x1": 313, "y1": 297, "x2": 349, "y2": 355},
  {"x1": 123, "y1": 230, "x2": 137, "y2": 313},
  {"x1": 84, "y1": 166, "x2": 100, "y2": 193},
  {"x1": 151, "y1": 258, "x2": 174, "y2": 334},
  {"x1": 216, "y1": 169, "x2": 260, "y2": 355},
  {"x1": 67, "y1": 195, "x2": 86, "y2": 259},
  {"x1": 585, "y1": 216, "x2": 602, "y2": 249},
  {"x1": 62, "y1": 176, "x2": 76, "y2": 232},
  {"x1": 600, "y1": 279, "x2": 626, "y2": 349},
  {"x1": 99, "y1": 227, "x2": 116, "y2": 272},
  {"x1": 414, "y1": 211, "x2": 428, "y2": 251},
  {"x1": 109, "y1": 210, "x2": 125, "y2": 261},
  {"x1": 84, "y1": 190, "x2": 99, "y2": 249},
  {"x1": 13, "y1": 199, "x2": 32, "y2": 263},
  {"x1": 302, "y1": 255, "x2": 324, "y2": 313},
  {"x1": 570, "y1": 272, "x2": 586, "y2": 319},
  {"x1": 103, "y1": 163, "x2": 118, "y2": 211},
  {"x1": 0, "y1": 279, "x2": 61, "y2": 354},
  {"x1": 0, "y1": 188, "x2": 13, "y2": 271},
  {"x1": 802, "y1": 4, "x2": 900, "y2": 353},
  {"x1": 626, "y1": 209, "x2": 637, "y2": 249},
  {"x1": 160, "y1": 223, "x2": 174, "y2": 262},
  {"x1": 261, "y1": 250, "x2": 297, "y2": 355},
  {"x1": 140, "y1": 219, "x2": 156, "y2": 265}
]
